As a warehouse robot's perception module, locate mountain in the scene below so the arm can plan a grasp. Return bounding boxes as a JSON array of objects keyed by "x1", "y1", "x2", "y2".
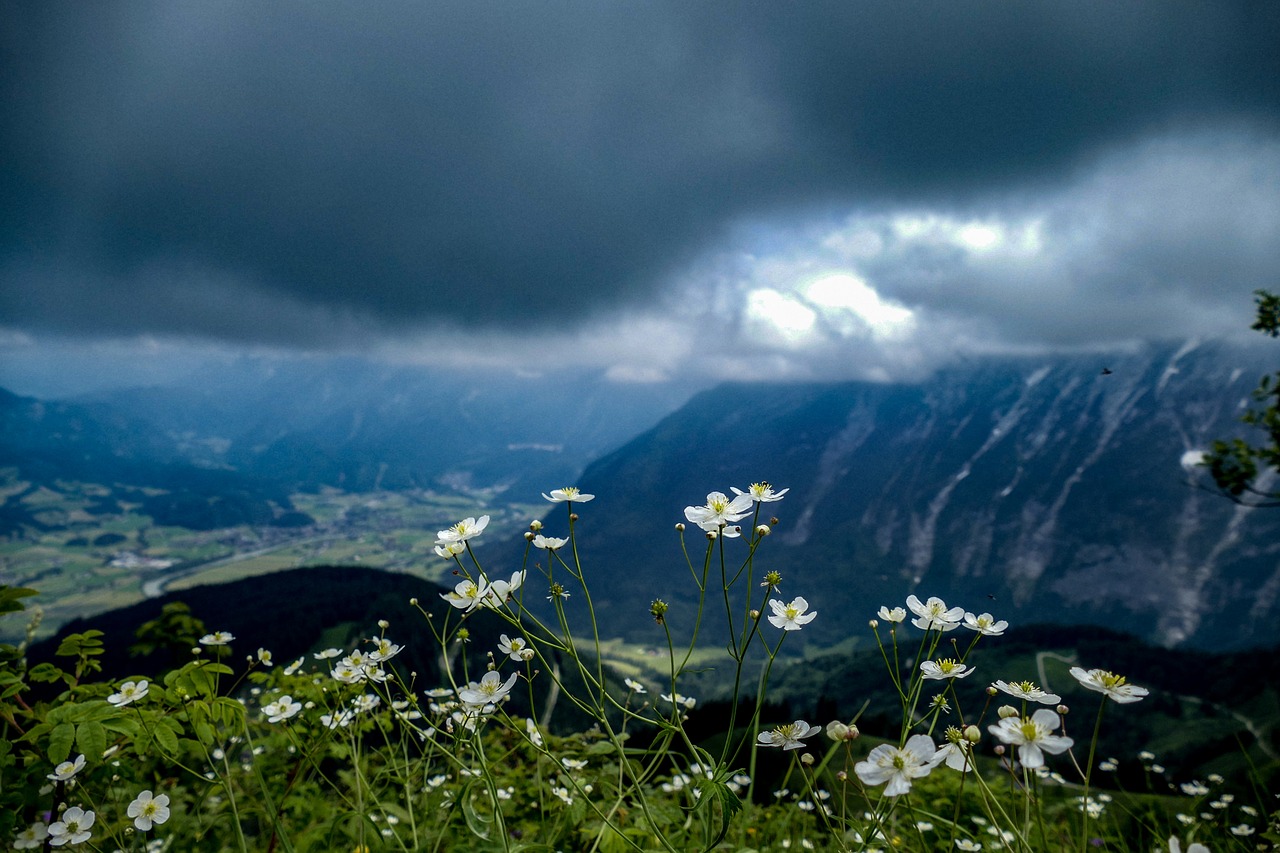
[
  {"x1": 540, "y1": 340, "x2": 1280, "y2": 651},
  {"x1": 0, "y1": 357, "x2": 700, "y2": 534},
  {"x1": 72, "y1": 357, "x2": 700, "y2": 494}
]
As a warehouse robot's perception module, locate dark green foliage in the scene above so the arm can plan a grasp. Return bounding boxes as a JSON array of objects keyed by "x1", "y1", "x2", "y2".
[
  {"x1": 1204, "y1": 289, "x2": 1280, "y2": 506},
  {"x1": 770, "y1": 622, "x2": 1280, "y2": 794}
]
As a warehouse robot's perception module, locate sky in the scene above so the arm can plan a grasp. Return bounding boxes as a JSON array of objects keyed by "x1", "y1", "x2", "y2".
[{"x1": 2, "y1": 1, "x2": 1279, "y2": 396}]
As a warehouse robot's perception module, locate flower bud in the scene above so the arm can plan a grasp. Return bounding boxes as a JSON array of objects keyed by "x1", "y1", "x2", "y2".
[
  {"x1": 675, "y1": 522, "x2": 685, "y2": 532},
  {"x1": 826, "y1": 721, "x2": 859, "y2": 742},
  {"x1": 378, "y1": 619, "x2": 389, "y2": 629},
  {"x1": 706, "y1": 529, "x2": 717, "y2": 540},
  {"x1": 530, "y1": 520, "x2": 543, "y2": 531},
  {"x1": 750, "y1": 609, "x2": 761, "y2": 620},
  {"x1": 650, "y1": 599, "x2": 669, "y2": 622},
  {"x1": 986, "y1": 685, "x2": 997, "y2": 696},
  {"x1": 409, "y1": 597, "x2": 419, "y2": 606},
  {"x1": 836, "y1": 770, "x2": 848, "y2": 782},
  {"x1": 997, "y1": 705, "x2": 1019, "y2": 719},
  {"x1": 756, "y1": 524, "x2": 771, "y2": 536},
  {"x1": 868, "y1": 619, "x2": 879, "y2": 629},
  {"x1": 963, "y1": 725, "x2": 981, "y2": 743},
  {"x1": 994, "y1": 745, "x2": 1006, "y2": 756},
  {"x1": 770, "y1": 516, "x2": 779, "y2": 526},
  {"x1": 1057, "y1": 704, "x2": 1069, "y2": 716},
  {"x1": 800, "y1": 753, "x2": 814, "y2": 765},
  {"x1": 569, "y1": 512, "x2": 579, "y2": 522}
]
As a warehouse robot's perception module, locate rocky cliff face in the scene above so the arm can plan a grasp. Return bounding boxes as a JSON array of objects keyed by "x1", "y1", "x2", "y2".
[{"x1": 557, "y1": 340, "x2": 1279, "y2": 650}]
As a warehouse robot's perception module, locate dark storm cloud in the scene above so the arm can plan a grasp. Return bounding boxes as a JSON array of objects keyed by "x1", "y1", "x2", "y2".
[{"x1": 2, "y1": 1, "x2": 1278, "y2": 344}]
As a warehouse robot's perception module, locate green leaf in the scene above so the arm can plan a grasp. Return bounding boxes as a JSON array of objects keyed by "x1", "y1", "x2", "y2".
[
  {"x1": 692, "y1": 763, "x2": 744, "y2": 853},
  {"x1": 56, "y1": 630, "x2": 105, "y2": 658},
  {"x1": 460, "y1": 790, "x2": 492, "y2": 840},
  {"x1": 48, "y1": 722, "x2": 75, "y2": 764},
  {"x1": 153, "y1": 721, "x2": 180, "y2": 755},
  {"x1": 28, "y1": 662, "x2": 65, "y2": 684},
  {"x1": 0, "y1": 585, "x2": 38, "y2": 616},
  {"x1": 75, "y1": 721, "x2": 107, "y2": 762}
]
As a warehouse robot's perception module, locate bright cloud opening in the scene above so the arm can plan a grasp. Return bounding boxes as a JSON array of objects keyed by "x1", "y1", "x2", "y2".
[
  {"x1": 746, "y1": 288, "x2": 817, "y2": 345},
  {"x1": 803, "y1": 273, "x2": 915, "y2": 338}
]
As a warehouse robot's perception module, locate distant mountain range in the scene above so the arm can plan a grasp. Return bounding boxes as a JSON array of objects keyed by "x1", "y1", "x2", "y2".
[
  {"x1": 0, "y1": 358, "x2": 698, "y2": 530},
  {"x1": 535, "y1": 340, "x2": 1279, "y2": 652},
  {"x1": 4, "y1": 343, "x2": 1277, "y2": 650}
]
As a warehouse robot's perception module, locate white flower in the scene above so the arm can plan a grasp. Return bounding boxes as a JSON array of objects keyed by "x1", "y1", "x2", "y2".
[
  {"x1": 482, "y1": 570, "x2": 525, "y2": 609},
  {"x1": 936, "y1": 727, "x2": 974, "y2": 771},
  {"x1": 435, "y1": 515, "x2": 490, "y2": 544},
  {"x1": 552, "y1": 786, "x2": 574, "y2": 804},
  {"x1": 905, "y1": 595, "x2": 964, "y2": 631},
  {"x1": 532, "y1": 534, "x2": 568, "y2": 550},
  {"x1": 920, "y1": 659, "x2": 974, "y2": 680},
  {"x1": 256, "y1": 648, "x2": 274, "y2": 667},
  {"x1": 498, "y1": 634, "x2": 531, "y2": 661},
  {"x1": 199, "y1": 631, "x2": 234, "y2": 646},
  {"x1": 684, "y1": 491, "x2": 754, "y2": 532},
  {"x1": 48, "y1": 754, "x2": 86, "y2": 782},
  {"x1": 353, "y1": 693, "x2": 381, "y2": 713},
  {"x1": 127, "y1": 790, "x2": 171, "y2": 831},
  {"x1": 877, "y1": 606, "x2": 906, "y2": 623},
  {"x1": 441, "y1": 577, "x2": 490, "y2": 611},
  {"x1": 107, "y1": 680, "x2": 149, "y2": 707},
  {"x1": 457, "y1": 671, "x2": 519, "y2": 709},
  {"x1": 661, "y1": 692, "x2": 696, "y2": 709},
  {"x1": 963, "y1": 612, "x2": 1008, "y2": 636},
  {"x1": 47, "y1": 806, "x2": 94, "y2": 846},
  {"x1": 992, "y1": 680, "x2": 1061, "y2": 705},
  {"x1": 434, "y1": 541, "x2": 466, "y2": 559},
  {"x1": 1069, "y1": 667, "x2": 1149, "y2": 703},
  {"x1": 731, "y1": 482, "x2": 789, "y2": 502},
  {"x1": 313, "y1": 648, "x2": 342, "y2": 660},
  {"x1": 12, "y1": 821, "x2": 49, "y2": 850},
  {"x1": 757, "y1": 720, "x2": 821, "y2": 750},
  {"x1": 768, "y1": 597, "x2": 817, "y2": 631},
  {"x1": 330, "y1": 664, "x2": 365, "y2": 684},
  {"x1": 988, "y1": 709, "x2": 1073, "y2": 769},
  {"x1": 955, "y1": 841, "x2": 982, "y2": 852},
  {"x1": 543, "y1": 487, "x2": 595, "y2": 503},
  {"x1": 321, "y1": 709, "x2": 354, "y2": 729},
  {"x1": 624, "y1": 677, "x2": 647, "y2": 694},
  {"x1": 1168, "y1": 838, "x2": 1210, "y2": 853},
  {"x1": 262, "y1": 695, "x2": 303, "y2": 723},
  {"x1": 369, "y1": 638, "x2": 402, "y2": 662},
  {"x1": 525, "y1": 718, "x2": 543, "y2": 746},
  {"x1": 561, "y1": 758, "x2": 588, "y2": 770},
  {"x1": 1230, "y1": 824, "x2": 1256, "y2": 837},
  {"x1": 853, "y1": 734, "x2": 940, "y2": 797}
]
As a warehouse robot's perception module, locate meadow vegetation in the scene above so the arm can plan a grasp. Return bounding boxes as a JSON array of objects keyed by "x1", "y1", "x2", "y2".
[{"x1": 1, "y1": 484, "x2": 1276, "y2": 851}]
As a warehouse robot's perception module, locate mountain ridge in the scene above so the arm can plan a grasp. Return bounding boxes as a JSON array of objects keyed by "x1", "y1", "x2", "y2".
[{"x1": 538, "y1": 339, "x2": 1279, "y2": 651}]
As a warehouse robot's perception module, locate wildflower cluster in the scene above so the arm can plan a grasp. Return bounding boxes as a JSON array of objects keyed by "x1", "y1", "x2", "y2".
[{"x1": 0, "y1": 484, "x2": 1270, "y2": 852}]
